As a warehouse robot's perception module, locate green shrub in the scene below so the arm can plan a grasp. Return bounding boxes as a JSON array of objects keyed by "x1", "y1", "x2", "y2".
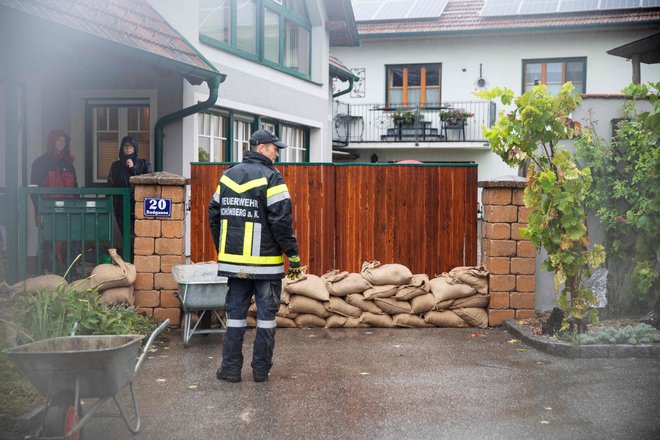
[
  {"x1": 17, "y1": 284, "x2": 160, "y2": 341},
  {"x1": 560, "y1": 323, "x2": 660, "y2": 345}
]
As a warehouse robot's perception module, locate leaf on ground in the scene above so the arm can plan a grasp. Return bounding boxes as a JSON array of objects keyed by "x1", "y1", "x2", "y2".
[
  {"x1": 540, "y1": 420, "x2": 550, "y2": 425},
  {"x1": 515, "y1": 348, "x2": 527, "y2": 352},
  {"x1": 469, "y1": 332, "x2": 486, "y2": 338},
  {"x1": 506, "y1": 339, "x2": 520, "y2": 344},
  {"x1": 156, "y1": 378, "x2": 167, "y2": 383}
]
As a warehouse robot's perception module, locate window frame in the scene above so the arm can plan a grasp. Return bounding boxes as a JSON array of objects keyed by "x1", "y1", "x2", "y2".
[
  {"x1": 84, "y1": 98, "x2": 152, "y2": 186},
  {"x1": 385, "y1": 63, "x2": 442, "y2": 109},
  {"x1": 199, "y1": 0, "x2": 312, "y2": 80},
  {"x1": 197, "y1": 111, "x2": 229, "y2": 163},
  {"x1": 521, "y1": 57, "x2": 587, "y2": 94}
]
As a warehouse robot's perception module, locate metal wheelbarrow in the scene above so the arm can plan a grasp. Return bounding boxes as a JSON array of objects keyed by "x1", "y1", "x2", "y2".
[
  {"x1": 172, "y1": 263, "x2": 228, "y2": 347},
  {"x1": 2, "y1": 319, "x2": 169, "y2": 440}
]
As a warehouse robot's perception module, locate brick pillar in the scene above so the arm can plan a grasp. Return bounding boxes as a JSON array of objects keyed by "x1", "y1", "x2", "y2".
[
  {"x1": 131, "y1": 172, "x2": 187, "y2": 326},
  {"x1": 479, "y1": 176, "x2": 536, "y2": 326}
]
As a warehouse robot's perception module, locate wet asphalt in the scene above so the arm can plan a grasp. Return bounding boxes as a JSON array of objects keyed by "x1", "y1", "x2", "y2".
[{"x1": 82, "y1": 327, "x2": 659, "y2": 440}]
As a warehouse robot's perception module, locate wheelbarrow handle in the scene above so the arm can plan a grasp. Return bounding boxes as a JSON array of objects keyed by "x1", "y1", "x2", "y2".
[{"x1": 135, "y1": 319, "x2": 170, "y2": 374}]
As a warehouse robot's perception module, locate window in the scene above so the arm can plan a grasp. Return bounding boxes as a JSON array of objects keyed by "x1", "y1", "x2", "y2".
[
  {"x1": 387, "y1": 63, "x2": 442, "y2": 108},
  {"x1": 232, "y1": 118, "x2": 252, "y2": 162},
  {"x1": 523, "y1": 57, "x2": 586, "y2": 94},
  {"x1": 87, "y1": 100, "x2": 150, "y2": 183},
  {"x1": 198, "y1": 112, "x2": 227, "y2": 162},
  {"x1": 278, "y1": 125, "x2": 307, "y2": 162},
  {"x1": 199, "y1": 0, "x2": 311, "y2": 78}
]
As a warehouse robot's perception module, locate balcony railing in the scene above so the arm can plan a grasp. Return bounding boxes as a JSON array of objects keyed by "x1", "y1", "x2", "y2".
[{"x1": 333, "y1": 101, "x2": 496, "y2": 145}]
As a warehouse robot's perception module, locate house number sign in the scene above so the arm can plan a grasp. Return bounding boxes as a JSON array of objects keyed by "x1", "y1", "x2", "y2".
[{"x1": 144, "y1": 197, "x2": 172, "y2": 217}]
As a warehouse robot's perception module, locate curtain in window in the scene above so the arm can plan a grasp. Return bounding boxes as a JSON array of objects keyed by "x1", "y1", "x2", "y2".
[
  {"x1": 284, "y1": 20, "x2": 309, "y2": 75},
  {"x1": 236, "y1": 0, "x2": 257, "y2": 54}
]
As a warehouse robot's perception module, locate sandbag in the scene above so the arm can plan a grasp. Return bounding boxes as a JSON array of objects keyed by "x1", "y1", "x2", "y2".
[
  {"x1": 359, "y1": 311, "x2": 393, "y2": 328},
  {"x1": 284, "y1": 273, "x2": 330, "y2": 302},
  {"x1": 246, "y1": 316, "x2": 257, "y2": 327},
  {"x1": 276, "y1": 303, "x2": 298, "y2": 319},
  {"x1": 321, "y1": 269, "x2": 349, "y2": 283},
  {"x1": 449, "y1": 294, "x2": 490, "y2": 309},
  {"x1": 392, "y1": 314, "x2": 435, "y2": 328},
  {"x1": 276, "y1": 316, "x2": 297, "y2": 328},
  {"x1": 373, "y1": 297, "x2": 412, "y2": 315},
  {"x1": 108, "y1": 248, "x2": 137, "y2": 285},
  {"x1": 453, "y1": 307, "x2": 488, "y2": 328},
  {"x1": 445, "y1": 266, "x2": 489, "y2": 295},
  {"x1": 288, "y1": 295, "x2": 331, "y2": 318},
  {"x1": 346, "y1": 293, "x2": 385, "y2": 314},
  {"x1": 343, "y1": 317, "x2": 370, "y2": 328},
  {"x1": 362, "y1": 284, "x2": 397, "y2": 300},
  {"x1": 280, "y1": 279, "x2": 290, "y2": 304},
  {"x1": 323, "y1": 297, "x2": 362, "y2": 318},
  {"x1": 434, "y1": 299, "x2": 453, "y2": 311},
  {"x1": 325, "y1": 315, "x2": 348, "y2": 328},
  {"x1": 394, "y1": 274, "x2": 430, "y2": 300},
  {"x1": 430, "y1": 276, "x2": 476, "y2": 303},
  {"x1": 410, "y1": 293, "x2": 437, "y2": 314},
  {"x1": 325, "y1": 272, "x2": 371, "y2": 297},
  {"x1": 294, "y1": 314, "x2": 326, "y2": 328},
  {"x1": 360, "y1": 260, "x2": 413, "y2": 286},
  {"x1": 424, "y1": 310, "x2": 469, "y2": 328},
  {"x1": 248, "y1": 302, "x2": 258, "y2": 317},
  {"x1": 11, "y1": 274, "x2": 67, "y2": 294},
  {"x1": 98, "y1": 285, "x2": 134, "y2": 306}
]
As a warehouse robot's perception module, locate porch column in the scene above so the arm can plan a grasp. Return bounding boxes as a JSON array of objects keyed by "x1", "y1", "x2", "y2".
[
  {"x1": 131, "y1": 172, "x2": 187, "y2": 326},
  {"x1": 479, "y1": 176, "x2": 536, "y2": 326}
]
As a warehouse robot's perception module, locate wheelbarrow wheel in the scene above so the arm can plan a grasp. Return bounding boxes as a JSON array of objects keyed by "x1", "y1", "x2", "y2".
[{"x1": 43, "y1": 392, "x2": 84, "y2": 440}]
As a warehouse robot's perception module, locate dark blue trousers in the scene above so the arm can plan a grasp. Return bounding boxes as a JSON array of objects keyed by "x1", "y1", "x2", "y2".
[{"x1": 221, "y1": 278, "x2": 281, "y2": 376}]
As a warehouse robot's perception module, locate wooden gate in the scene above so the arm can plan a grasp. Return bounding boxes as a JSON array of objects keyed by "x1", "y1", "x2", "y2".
[{"x1": 190, "y1": 163, "x2": 477, "y2": 275}]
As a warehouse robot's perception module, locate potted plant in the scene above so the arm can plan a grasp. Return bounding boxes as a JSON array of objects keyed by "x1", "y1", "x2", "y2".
[
  {"x1": 390, "y1": 111, "x2": 423, "y2": 126},
  {"x1": 440, "y1": 109, "x2": 474, "y2": 127}
]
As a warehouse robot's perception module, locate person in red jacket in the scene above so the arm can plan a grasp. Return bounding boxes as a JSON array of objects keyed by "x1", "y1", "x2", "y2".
[{"x1": 30, "y1": 129, "x2": 79, "y2": 274}]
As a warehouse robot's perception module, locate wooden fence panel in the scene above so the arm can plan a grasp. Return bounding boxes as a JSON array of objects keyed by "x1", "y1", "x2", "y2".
[
  {"x1": 190, "y1": 163, "x2": 476, "y2": 276},
  {"x1": 190, "y1": 164, "x2": 335, "y2": 275},
  {"x1": 334, "y1": 164, "x2": 477, "y2": 274}
]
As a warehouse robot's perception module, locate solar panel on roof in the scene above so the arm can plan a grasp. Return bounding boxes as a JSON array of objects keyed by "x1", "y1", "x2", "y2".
[
  {"x1": 374, "y1": 0, "x2": 413, "y2": 20},
  {"x1": 520, "y1": 0, "x2": 559, "y2": 14},
  {"x1": 481, "y1": 0, "x2": 658, "y2": 16},
  {"x1": 481, "y1": 0, "x2": 523, "y2": 16},
  {"x1": 600, "y1": 0, "x2": 643, "y2": 9},
  {"x1": 351, "y1": 0, "x2": 450, "y2": 21},
  {"x1": 558, "y1": 0, "x2": 600, "y2": 13}
]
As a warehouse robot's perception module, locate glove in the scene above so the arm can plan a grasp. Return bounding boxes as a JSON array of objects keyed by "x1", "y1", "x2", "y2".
[{"x1": 286, "y1": 256, "x2": 302, "y2": 280}]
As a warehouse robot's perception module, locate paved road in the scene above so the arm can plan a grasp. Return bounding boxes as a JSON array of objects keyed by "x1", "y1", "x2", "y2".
[{"x1": 83, "y1": 327, "x2": 659, "y2": 440}]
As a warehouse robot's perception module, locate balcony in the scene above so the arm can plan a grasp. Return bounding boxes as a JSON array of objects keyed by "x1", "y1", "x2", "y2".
[{"x1": 333, "y1": 101, "x2": 496, "y2": 146}]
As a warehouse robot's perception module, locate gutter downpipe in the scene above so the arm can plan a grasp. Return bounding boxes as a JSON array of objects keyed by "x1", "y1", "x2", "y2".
[
  {"x1": 333, "y1": 75, "x2": 355, "y2": 98},
  {"x1": 154, "y1": 75, "x2": 224, "y2": 171}
]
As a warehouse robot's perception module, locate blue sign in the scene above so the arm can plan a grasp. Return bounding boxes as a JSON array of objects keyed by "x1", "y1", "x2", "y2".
[{"x1": 144, "y1": 198, "x2": 172, "y2": 217}]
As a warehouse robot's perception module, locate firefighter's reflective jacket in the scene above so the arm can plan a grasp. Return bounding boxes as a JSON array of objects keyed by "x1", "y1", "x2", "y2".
[{"x1": 208, "y1": 151, "x2": 299, "y2": 280}]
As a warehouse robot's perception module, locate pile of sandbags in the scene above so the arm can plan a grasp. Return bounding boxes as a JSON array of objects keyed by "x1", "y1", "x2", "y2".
[
  {"x1": 250, "y1": 261, "x2": 490, "y2": 329},
  {"x1": 70, "y1": 249, "x2": 136, "y2": 306}
]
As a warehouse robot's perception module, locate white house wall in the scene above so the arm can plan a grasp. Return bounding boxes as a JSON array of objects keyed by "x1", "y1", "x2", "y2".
[
  {"x1": 332, "y1": 28, "x2": 660, "y2": 184},
  {"x1": 150, "y1": 0, "x2": 335, "y2": 164}
]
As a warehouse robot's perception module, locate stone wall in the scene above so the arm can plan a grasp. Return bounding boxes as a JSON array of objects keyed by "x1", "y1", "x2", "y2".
[
  {"x1": 131, "y1": 172, "x2": 187, "y2": 325},
  {"x1": 479, "y1": 177, "x2": 537, "y2": 326}
]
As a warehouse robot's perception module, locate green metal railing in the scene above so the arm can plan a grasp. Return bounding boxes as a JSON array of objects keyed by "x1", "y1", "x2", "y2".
[{"x1": 17, "y1": 187, "x2": 131, "y2": 281}]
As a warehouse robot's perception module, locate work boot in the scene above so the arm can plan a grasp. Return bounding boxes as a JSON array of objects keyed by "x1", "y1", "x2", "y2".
[
  {"x1": 253, "y1": 371, "x2": 269, "y2": 383},
  {"x1": 216, "y1": 368, "x2": 241, "y2": 383}
]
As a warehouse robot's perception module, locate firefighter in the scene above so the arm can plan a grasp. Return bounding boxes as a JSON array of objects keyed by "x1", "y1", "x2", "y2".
[{"x1": 208, "y1": 129, "x2": 302, "y2": 383}]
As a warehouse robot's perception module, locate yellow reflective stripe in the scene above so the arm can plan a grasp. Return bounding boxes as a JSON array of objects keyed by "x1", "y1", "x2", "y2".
[
  {"x1": 218, "y1": 219, "x2": 228, "y2": 259},
  {"x1": 214, "y1": 184, "x2": 220, "y2": 195},
  {"x1": 266, "y1": 184, "x2": 288, "y2": 198},
  {"x1": 243, "y1": 222, "x2": 253, "y2": 256},
  {"x1": 218, "y1": 252, "x2": 284, "y2": 265},
  {"x1": 221, "y1": 175, "x2": 268, "y2": 194},
  {"x1": 289, "y1": 255, "x2": 300, "y2": 263}
]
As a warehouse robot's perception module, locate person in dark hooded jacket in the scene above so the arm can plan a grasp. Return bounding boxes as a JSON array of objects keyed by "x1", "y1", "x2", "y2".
[
  {"x1": 107, "y1": 136, "x2": 152, "y2": 244},
  {"x1": 30, "y1": 129, "x2": 79, "y2": 273}
]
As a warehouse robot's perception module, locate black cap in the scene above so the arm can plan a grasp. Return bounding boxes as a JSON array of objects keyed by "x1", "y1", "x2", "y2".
[{"x1": 249, "y1": 129, "x2": 288, "y2": 149}]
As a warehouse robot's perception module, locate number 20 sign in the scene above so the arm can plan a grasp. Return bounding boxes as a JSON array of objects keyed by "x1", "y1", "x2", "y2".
[{"x1": 143, "y1": 198, "x2": 172, "y2": 217}]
